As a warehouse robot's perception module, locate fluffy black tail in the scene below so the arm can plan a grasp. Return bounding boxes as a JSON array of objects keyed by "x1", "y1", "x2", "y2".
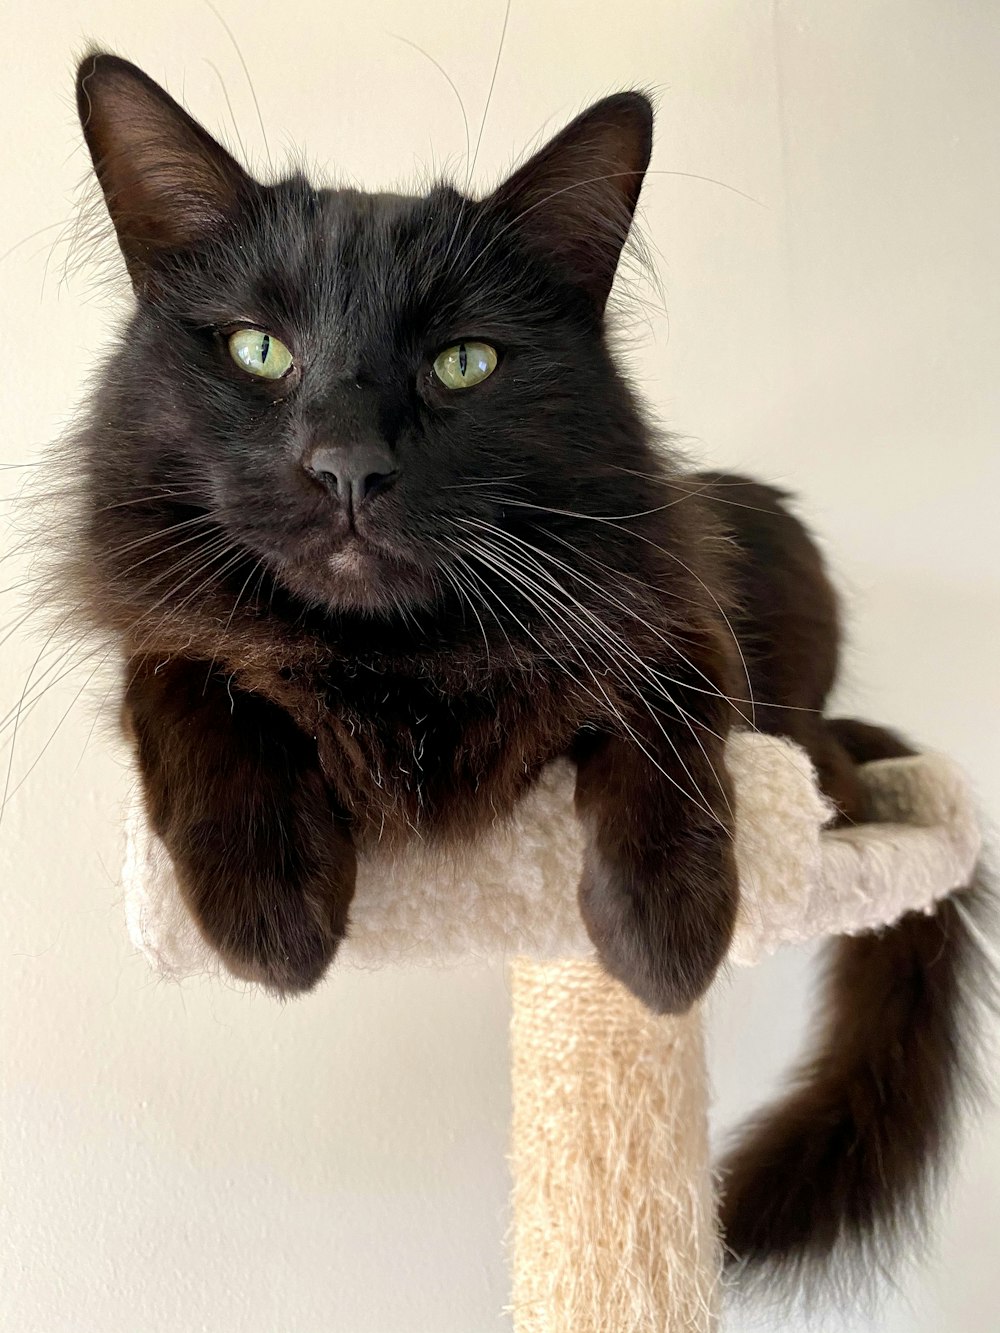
[{"x1": 718, "y1": 718, "x2": 995, "y2": 1296}]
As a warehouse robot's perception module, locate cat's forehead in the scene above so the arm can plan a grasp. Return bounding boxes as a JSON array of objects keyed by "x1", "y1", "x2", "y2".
[
  {"x1": 321, "y1": 186, "x2": 431, "y2": 219},
  {"x1": 280, "y1": 177, "x2": 463, "y2": 271},
  {"x1": 228, "y1": 177, "x2": 475, "y2": 344}
]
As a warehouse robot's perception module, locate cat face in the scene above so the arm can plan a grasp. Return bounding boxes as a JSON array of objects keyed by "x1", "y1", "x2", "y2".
[{"x1": 77, "y1": 54, "x2": 654, "y2": 619}]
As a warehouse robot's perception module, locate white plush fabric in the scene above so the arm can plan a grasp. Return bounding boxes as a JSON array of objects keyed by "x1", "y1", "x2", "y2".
[{"x1": 122, "y1": 730, "x2": 980, "y2": 979}]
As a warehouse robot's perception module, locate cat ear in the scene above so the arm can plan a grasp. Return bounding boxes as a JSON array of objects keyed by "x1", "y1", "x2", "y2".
[
  {"x1": 487, "y1": 93, "x2": 653, "y2": 312},
  {"x1": 76, "y1": 52, "x2": 253, "y2": 287}
]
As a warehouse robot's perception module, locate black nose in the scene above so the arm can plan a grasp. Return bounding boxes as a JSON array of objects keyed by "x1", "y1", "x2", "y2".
[{"x1": 305, "y1": 443, "x2": 399, "y2": 511}]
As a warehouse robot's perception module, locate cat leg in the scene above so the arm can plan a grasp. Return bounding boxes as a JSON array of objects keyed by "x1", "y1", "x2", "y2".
[
  {"x1": 125, "y1": 656, "x2": 355, "y2": 994},
  {"x1": 574, "y1": 715, "x2": 738, "y2": 1014}
]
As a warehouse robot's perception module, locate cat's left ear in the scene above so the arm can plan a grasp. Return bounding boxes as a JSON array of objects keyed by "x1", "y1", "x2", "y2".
[
  {"x1": 76, "y1": 52, "x2": 255, "y2": 289},
  {"x1": 487, "y1": 93, "x2": 653, "y2": 313}
]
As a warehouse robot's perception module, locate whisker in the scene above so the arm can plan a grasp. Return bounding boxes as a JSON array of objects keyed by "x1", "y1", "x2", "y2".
[
  {"x1": 441, "y1": 473, "x2": 531, "y2": 491},
  {"x1": 0, "y1": 605, "x2": 90, "y2": 818},
  {"x1": 454, "y1": 166, "x2": 763, "y2": 288},
  {"x1": 203, "y1": 0, "x2": 272, "y2": 170},
  {"x1": 480, "y1": 496, "x2": 757, "y2": 726},
  {"x1": 453, "y1": 525, "x2": 729, "y2": 821},
  {"x1": 469, "y1": 0, "x2": 511, "y2": 184},
  {"x1": 467, "y1": 518, "x2": 819, "y2": 808},
  {"x1": 390, "y1": 33, "x2": 470, "y2": 176},
  {"x1": 203, "y1": 58, "x2": 250, "y2": 166},
  {"x1": 0, "y1": 530, "x2": 236, "y2": 744},
  {"x1": 94, "y1": 488, "x2": 208, "y2": 513},
  {"x1": 428, "y1": 539, "x2": 491, "y2": 665},
  {"x1": 0, "y1": 645, "x2": 117, "y2": 814},
  {"x1": 0, "y1": 634, "x2": 99, "y2": 742},
  {"x1": 448, "y1": 551, "x2": 516, "y2": 656},
  {"x1": 606, "y1": 466, "x2": 794, "y2": 516},
  {"x1": 450, "y1": 532, "x2": 723, "y2": 825},
  {"x1": 463, "y1": 516, "x2": 729, "y2": 707}
]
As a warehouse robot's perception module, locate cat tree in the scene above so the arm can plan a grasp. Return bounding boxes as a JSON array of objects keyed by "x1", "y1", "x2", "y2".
[{"x1": 122, "y1": 731, "x2": 980, "y2": 1331}]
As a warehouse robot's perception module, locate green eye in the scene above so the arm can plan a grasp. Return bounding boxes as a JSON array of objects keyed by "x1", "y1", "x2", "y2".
[
  {"x1": 228, "y1": 328, "x2": 294, "y2": 380},
  {"x1": 432, "y1": 341, "x2": 498, "y2": 390}
]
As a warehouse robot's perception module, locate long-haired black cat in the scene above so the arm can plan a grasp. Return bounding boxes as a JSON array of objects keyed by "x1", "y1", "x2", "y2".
[{"x1": 65, "y1": 52, "x2": 991, "y2": 1292}]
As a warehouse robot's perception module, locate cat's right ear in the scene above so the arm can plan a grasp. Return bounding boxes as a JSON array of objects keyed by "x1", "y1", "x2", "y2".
[{"x1": 76, "y1": 52, "x2": 253, "y2": 289}]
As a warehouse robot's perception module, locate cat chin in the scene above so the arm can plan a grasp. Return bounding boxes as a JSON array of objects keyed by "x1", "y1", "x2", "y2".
[
  {"x1": 270, "y1": 546, "x2": 437, "y2": 618},
  {"x1": 326, "y1": 543, "x2": 371, "y2": 581}
]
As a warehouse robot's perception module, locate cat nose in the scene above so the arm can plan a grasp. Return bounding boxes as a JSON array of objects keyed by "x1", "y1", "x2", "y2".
[{"x1": 304, "y1": 443, "x2": 399, "y2": 511}]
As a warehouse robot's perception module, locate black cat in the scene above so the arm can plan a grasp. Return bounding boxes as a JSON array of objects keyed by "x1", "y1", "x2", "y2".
[{"x1": 64, "y1": 52, "x2": 990, "y2": 1286}]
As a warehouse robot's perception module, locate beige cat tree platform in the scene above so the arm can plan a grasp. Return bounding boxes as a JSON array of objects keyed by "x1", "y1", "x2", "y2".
[{"x1": 122, "y1": 731, "x2": 981, "y2": 1331}]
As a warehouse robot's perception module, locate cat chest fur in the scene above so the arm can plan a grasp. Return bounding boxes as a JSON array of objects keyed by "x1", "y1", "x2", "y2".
[{"x1": 280, "y1": 666, "x2": 590, "y2": 846}]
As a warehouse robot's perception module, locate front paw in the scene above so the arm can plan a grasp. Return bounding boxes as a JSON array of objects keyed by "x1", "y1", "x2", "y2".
[
  {"x1": 578, "y1": 840, "x2": 738, "y2": 1014},
  {"x1": 170, "y1": 775, "x2": 356, "y2": 996}
]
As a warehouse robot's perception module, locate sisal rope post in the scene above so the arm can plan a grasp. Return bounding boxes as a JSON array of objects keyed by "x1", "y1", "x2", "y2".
[{"x1": 509, "y1": 957, "x2": 719, "y2": 1332}]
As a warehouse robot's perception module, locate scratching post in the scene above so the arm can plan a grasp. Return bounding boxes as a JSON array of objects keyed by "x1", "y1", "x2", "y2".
[
  {"x1": 121, "y1": 733, "x2": 981, "y2": 1327},
  {"x1": 510, "y1": 960, "x2": 718, "y2": 1332}
]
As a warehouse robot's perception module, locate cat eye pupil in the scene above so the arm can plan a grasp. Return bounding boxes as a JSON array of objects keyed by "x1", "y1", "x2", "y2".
[
  {"x1": 227, "y1": 328, "x2": 293, "y2": 381},
  {"x1": 432, "y1": 340, "x2": 498, "y2": 391}
]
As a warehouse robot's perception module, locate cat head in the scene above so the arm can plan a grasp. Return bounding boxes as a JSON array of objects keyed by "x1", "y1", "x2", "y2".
[{"x1": 76, "y1": 53, "x2": 656, "y2": 624}]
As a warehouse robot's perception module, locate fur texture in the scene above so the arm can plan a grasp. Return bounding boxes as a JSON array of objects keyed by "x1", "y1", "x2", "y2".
[{"x1": 63, "y1": 52, "x2": 993, "y2": 1297}]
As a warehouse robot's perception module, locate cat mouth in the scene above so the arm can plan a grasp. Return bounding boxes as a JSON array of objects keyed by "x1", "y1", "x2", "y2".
[
  {"x1": 256, "y1": 525, "x2": 436, "y2": 615},
  {"x1": 319, "y1": 532, "x2": 432, "y2": 607},
  {"x1": 326, "y1": 536, "x2": 375, "y2": 580}
]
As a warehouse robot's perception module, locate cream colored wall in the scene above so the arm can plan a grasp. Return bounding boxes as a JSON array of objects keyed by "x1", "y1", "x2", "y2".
[{"x1": 2, "y1": 2, "x2": 998, "y2": 1329}]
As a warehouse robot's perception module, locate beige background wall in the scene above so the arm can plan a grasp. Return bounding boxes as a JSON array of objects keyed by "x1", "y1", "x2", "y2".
[{"x1": 2, "y1": 2, "x2": 998, "y2": 1329}]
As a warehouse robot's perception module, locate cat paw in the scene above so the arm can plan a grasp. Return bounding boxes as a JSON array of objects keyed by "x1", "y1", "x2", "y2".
[
  {"x1": 173, "y1": 803, "x2": 356, "y2": 997},
  {"x1": 578, "y1": 844, "x2": 737, "y2": 1014},
  {"x1": 199, "y1": 875, "x2": 347, "y2": 996}
]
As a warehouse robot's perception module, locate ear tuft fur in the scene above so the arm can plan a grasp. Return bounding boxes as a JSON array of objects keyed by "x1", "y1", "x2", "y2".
[
  {"x1": 487, "y1": 92, "x2": 653, "y2": 312},
  {"x1": 76, "y1": 51, "x2": 252, "y2": 286}
]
